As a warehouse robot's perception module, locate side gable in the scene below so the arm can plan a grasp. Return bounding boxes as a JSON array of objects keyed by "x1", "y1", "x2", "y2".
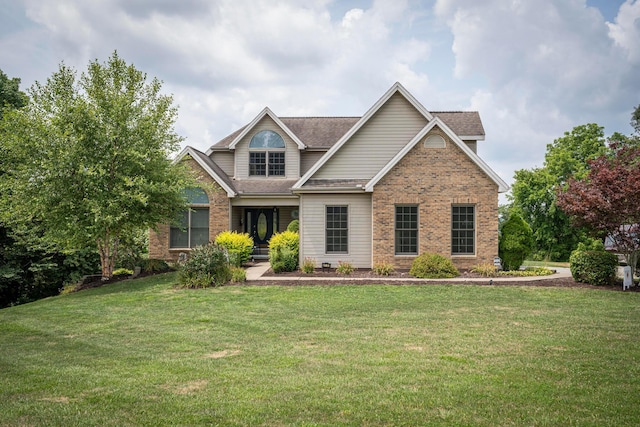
[
  {"x1": 293, "y1": 82, "x2": 431, "y2": 188},
  {"x1": 365, "y1": 118, "x2": 509, "y2": 193},
  {"x1": 174, "y1": 147, "x2": 236, "y2": 197}
]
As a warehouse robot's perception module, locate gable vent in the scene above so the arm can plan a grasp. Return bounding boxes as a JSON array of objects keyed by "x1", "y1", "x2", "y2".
[{"x1": 424, "y1": 135, "x2": 446, "y2": 148}]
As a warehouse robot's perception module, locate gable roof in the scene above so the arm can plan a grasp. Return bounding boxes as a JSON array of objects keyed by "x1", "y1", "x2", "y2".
[
  {"x1": 206, "y1": 113, "x2": 483, "y2": 152},
  {"x1": 225, "y1": 107, "x2": 306, "y2": 151},
  {"x1": 364, "y1": 117, "x2": 509, "y2": 193},
  {"x1": 292, "y1": 82, "x2": 433, "y2": 190},
  {"x1": 174, "y1": 146, "x2": 237, "y2": 197}
]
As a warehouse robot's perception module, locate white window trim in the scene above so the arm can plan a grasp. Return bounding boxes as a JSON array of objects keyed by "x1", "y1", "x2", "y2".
[
  {"x1": 451, "y1": 204, "x2": 476, "y2": 257},
  {"x1": 325, "y1": 204, "x2": 349, "y2": 255},
  {"x1": 394, "y1": 204, "x2": 419, "y2": 256}
]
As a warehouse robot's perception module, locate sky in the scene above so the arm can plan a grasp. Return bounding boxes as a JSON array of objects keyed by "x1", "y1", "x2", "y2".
[{"x1": 1, "y1": 0, "x2": 639, "y2": 197}]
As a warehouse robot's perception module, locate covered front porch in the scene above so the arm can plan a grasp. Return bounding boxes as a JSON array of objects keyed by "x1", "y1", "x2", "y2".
[{"x1": 230, "y1": 199, "x2": 299, "y2": 259}]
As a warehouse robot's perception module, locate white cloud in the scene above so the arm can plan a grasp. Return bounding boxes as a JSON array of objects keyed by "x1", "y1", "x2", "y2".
[
  {"x1": 607, "y1": 0, "x2": 640, "y2": 63},
  {"x1": 435, "y1": 0, "x2": 638, "y2": 187},
  {"x1": 3, "y1": 0, "x2": 637, "y2": 192}
]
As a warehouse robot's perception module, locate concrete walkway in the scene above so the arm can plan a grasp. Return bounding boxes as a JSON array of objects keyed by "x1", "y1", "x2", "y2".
[{"x1": 244, "y1": 262, "x2": 573, "y2": 283}]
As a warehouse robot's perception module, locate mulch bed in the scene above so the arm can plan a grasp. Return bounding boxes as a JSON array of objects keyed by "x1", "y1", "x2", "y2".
[
  {"x1": 257, "y1": 267, "x2": 637, "y2": 291},
  {"x1": 74, "y1": 265, "x2": 637, "y2": 293}
]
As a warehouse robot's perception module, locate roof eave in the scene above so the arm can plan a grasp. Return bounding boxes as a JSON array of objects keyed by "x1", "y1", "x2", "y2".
[{"x1": 175, "y1": 147, "x2": 237, "y2": 198}]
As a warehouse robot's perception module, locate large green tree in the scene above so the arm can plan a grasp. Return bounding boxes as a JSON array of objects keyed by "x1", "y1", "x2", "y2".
[
  {"x1": 1, "y1": 52, "x2": 193, "y2": 279},
  {"x1": 508, "y1": 124, "x2": 607, "y2": 261},
  {"x1": 0, "y1": 69, "x2": 28, "y2": 118}
]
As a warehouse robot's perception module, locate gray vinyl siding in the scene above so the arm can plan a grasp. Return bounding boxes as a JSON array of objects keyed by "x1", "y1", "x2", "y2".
[
  {"x1": 300, "y1": 151, "x2": 325, "y2": 175},
  {"x1": 235, "y1": 116, "x2": 300, "y2": 179},
  {"x1": 210, "y1": 151, "x2": 234, "y2": 176},
  {"x1": 278, "y1": 206, "x2": 297, "y2": 232},
  {"x1": 299, "y1": 193, "x2": 372, "y2": 268},
  {"x1": 313, "y1": 93, "x2": 427, "y2": 180}
]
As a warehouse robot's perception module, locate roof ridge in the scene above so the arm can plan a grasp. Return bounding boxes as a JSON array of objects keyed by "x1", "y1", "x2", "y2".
[
  {"x1": 280, "y1": 116, "x2": 361, "y2": 119},
  {"x1": 431, "y1": 110, "x2": 479, "y2": 113}
]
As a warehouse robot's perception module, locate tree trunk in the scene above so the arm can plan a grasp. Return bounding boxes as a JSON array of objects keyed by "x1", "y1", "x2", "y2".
[
  {"x1": 626, "y1": 250, "x2": 638, "y2": 285},
  {"x1": 97, "y1": 232, "x2": 119, "y2": 280}
]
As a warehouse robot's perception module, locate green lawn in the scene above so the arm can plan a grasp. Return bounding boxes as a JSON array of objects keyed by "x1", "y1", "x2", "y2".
[{"x1": 1, "y1": 273, "x2": 640, "y2": 426}]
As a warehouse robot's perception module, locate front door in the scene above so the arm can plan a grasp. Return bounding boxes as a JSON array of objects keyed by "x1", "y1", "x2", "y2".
[{"x1": 245, "y1": 208, "x2": 279, "y2": 245}]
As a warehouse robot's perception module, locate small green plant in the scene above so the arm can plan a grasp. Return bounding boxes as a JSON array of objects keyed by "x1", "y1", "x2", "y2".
[
  {"x1": 287, "y1": 219, "x2": 299, "y2": 232},
  {"x1": 409, "y1": 253, "x2": 459, "y2": 279},
  {"x1": 214, "y1": 231, "x2": 254, "y2": 267},
  {"x1": 301, "y1": 257, "x2": 316, "y2": 274},
  {"x1": 336, "y1": 261, "x2": 355, "y2": 275},
  {"x1": 569, "y1": 247, "x2": 618, "y2": 286},
  {"x1": 471, "y1": 263, "x2": 498, "y2": 277},
  {"x1": 112, "y1": 268, "x2": 134, "y2": 276},
  {"x1": 373, "y1": 261, "x2": 395, "y2": 276},
  {"x1": 269, "y1": 231, "x2": 299, "y2": 273},
  {"x1": 230, "y1": 267, "x2": 246, "y2": 283},
  {"x1": 178, "y1": 243, "x2": 231, "y2": 288}
]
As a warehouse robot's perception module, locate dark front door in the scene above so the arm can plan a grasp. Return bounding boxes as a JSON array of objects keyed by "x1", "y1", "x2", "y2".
[{"x1": 245, "y1": 208, "x2": 278, "y2": 245}]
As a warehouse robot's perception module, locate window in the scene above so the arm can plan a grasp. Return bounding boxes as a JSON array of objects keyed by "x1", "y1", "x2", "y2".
[
  {"x1": 268, "y1": 152, "x2": 285, "y2": 176},
  {"x1": 249, "y1": 130, "x2": 286, "y2": 177},
  {"x1": 395, "y1": 205, "x2": 418, "y2": 255},
  {"x1": 249, "y1": 152, "x2": 266, "y2": 176},
  {"x1": 170, "y1": 188, "x2": 209, "y2": 248},
  {"x1": 326, "y1": 205, "x2": 348, "y2": 253},
  {"x1": 452, "y1": 205, "x2": 475, "y2": 255}
]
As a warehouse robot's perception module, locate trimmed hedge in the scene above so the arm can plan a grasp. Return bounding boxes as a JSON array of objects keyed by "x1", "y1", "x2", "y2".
[
  {"x1": 409, "y1": 253, "x2": 459, "y2": 279},
  {"x1": 569, "y1": 249, "x2": 618, "y2": 286}
]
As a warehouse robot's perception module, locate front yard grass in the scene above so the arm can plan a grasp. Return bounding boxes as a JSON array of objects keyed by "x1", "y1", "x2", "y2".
[{"x1": 1, "y1": 272, "x2": 640, "y2": 426}]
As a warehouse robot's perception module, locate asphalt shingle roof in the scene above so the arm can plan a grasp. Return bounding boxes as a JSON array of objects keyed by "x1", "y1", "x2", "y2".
[{"x1": 209, "y1": 112, "x2": 483, "y2": 151}]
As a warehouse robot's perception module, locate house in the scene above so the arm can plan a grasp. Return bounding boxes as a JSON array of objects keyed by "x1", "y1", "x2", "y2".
[{"x1": 149, "y1": 82, "x2": 509, "y2": 270}]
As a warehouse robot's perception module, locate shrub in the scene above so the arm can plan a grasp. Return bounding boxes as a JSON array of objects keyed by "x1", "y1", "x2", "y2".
[
  {"x1": 373, "y1": 261, "x2": 395, "y2": 276},
  {"x1": 499, "y1": 212, "x2": 533, "y2": 271},
  {"x1": 471, "y1": 263, "x2": 498, "y2": 277},
  {"x1": 409, "y1": 253, "x2": 459, "y2": 279},
  {"x1": 286, "y1": 219, "x2": 299, "y2": 232},
  {"x1": 230, "y1": 267, "x2": 246, "y2": 283},
  {"x1": 214, "y1": 231, "x2": 254, "y2": 267},
  {"x1": 336, "y1": 261, "x2": 355, "y2": 275},
  {"x1": 269, "y1": 231, "x2": 299, "y2": 273},
  {"x1": 112, "y1": 268, "x2": 133, "y2": 277},
  {"x1": 178, "y1": 243, "x2": 231, "y2": 288},
  {"x1": 140, "y1": 258, "x2": 171, "y2": 273},
  {"x1": 301, "y1": 257, "x2": 316, "y2": 274},
  {"x1": 569, "y1": 249, "x2": 618, "y2": 286}
]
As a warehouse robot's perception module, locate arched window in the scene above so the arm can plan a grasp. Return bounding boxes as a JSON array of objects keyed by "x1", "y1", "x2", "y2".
[
  {"x1": 249, "y1": 130, "x2": 286, "y2": 176},
  {"x1": 170, "y1": 188, "x2": 210, "y2": 248}
]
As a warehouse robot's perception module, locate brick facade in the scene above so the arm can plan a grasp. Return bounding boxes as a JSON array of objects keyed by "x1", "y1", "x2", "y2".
[
  {"x1": 372, "y1": 127, "x2": 499, "y2": 270},
  {"x1": 148, "y1": 157, "x2": 229, "y2": 262}
]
